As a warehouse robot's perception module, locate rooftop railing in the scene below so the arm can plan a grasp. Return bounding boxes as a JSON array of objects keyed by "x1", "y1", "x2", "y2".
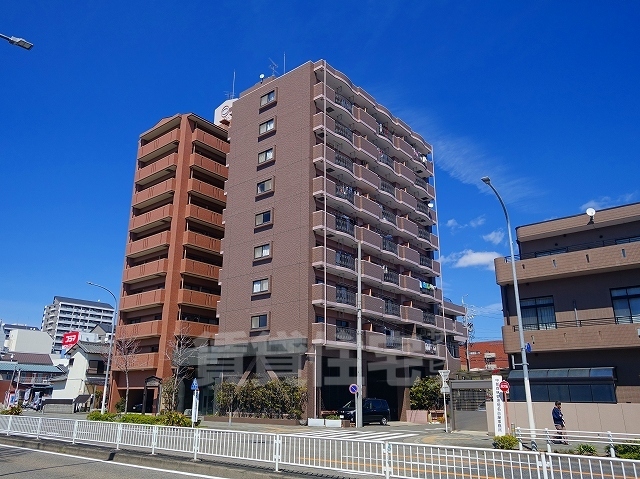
[
  {"x1": 504, "y1": 235, "x2": 640, "y2": 262},
  {"x1": 512, "y1": 316, "x2": 640, "y2": 331}
]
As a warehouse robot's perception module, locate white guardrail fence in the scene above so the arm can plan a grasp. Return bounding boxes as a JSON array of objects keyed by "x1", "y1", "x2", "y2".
[{"x1": 1, "y1": 415, "x2": 639, "y2": 479}]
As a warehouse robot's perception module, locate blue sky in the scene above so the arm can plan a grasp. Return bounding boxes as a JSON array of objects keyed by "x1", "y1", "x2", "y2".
[{"x1": 1, "y1": 1, "x2": 638, "y2": 340}]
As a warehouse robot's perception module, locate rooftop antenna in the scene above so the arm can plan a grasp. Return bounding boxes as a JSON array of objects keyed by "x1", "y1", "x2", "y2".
[
  {"x1": 269, "y1": 58, "x2": 278, "y2": 77},
  {"x1": 283, "y1": 52, "x2": 286, "y2": 74},
  {"x1": 586, "y1": 207, "x2": 596, "y2": 225},
  {"x1": 224, "y1": 70, "x2": 237, "y2": 100}
]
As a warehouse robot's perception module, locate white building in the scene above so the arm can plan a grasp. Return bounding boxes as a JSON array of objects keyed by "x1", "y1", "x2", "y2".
[
  {"x1": 42, "y1": 297, "x2": 115, "y2": 354},
  {"x1": 7, "y1": 329, "x2": 53, "y2": 354},
  {"x1": 51, "y1": 341, "x2": 109, "y2": 402},
  {"x1": 1, "y1": 321, "x2": 39, "y2": 349}
]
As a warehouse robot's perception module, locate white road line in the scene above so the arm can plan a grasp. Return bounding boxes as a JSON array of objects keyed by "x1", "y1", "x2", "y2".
[
  {"x1": 293, "y1": 430, "x2": 417, "y2": 441},
  {"x1": 0, "y1": 444, "x2": 230, "y2": 479}
]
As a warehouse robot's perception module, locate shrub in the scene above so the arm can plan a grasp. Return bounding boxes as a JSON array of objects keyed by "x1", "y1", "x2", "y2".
[
  {"x1": 410, "y1": 376, "x2": 442, "y2": 410},
  {"x1": 575, "y1": 444, "x2": 597, "y2": 456},
  {"x1": 120, "y1": 413, "x2": 160, "y2": 425},
  {"x1": 613, "y1": 442, "x2": 640, "y2": 460},
  {"x1": 115, "y1": 398, "x2": 126, "y2": 413},
  {"x1": 158, "y1": 410, "x2": 192, "y2": 427},
  {"x1": 325, "y1": 414, "x2": 340, "y2": 420},
  {"x1": 493, "y1": 434, "x2": 519, "y2": 450},
  {"x1": 86, "y1": 411, "x2": 117, "y2": 422},
  {"x1": 1, "y1": 405, "x2": 22, "y2": 415}
]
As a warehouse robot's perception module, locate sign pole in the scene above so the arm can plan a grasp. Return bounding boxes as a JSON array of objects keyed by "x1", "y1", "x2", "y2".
[
  {"x1": 439, "y1": 370, "x2": 450, "y2": 433},
  {"x1": 191, "y1": 378, "x2": 199, "y2": 426}
]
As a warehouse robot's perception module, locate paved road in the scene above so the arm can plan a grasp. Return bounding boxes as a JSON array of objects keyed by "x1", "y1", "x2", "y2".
[{"x1": 0, "y1": 444, "x2": 228, "y2": 479}]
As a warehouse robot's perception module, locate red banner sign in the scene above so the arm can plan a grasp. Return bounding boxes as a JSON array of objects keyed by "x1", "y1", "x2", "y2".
[{"x1": 62, "y1": 331, "x2": 80, "y2": 349}]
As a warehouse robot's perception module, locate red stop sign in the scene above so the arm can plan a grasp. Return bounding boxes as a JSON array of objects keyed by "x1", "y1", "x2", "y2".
[{"x1": 499, "y1": 381, "x2": 510, "y2": 392}]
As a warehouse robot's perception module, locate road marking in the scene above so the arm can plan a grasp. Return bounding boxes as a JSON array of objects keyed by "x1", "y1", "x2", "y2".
[
  {"x1": 291, "y1": 429, "x2": 417, "y2": 441},
  {"x1": 0, "y1": 444, "x2": 230, "y2": 479}
]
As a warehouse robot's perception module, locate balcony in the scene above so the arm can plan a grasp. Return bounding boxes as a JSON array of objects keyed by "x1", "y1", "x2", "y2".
[
  {"x1": 334, "y1": 151, "x2": 354, "y2": 172},
  {"x1": 420, "y1": 255, "x2": 442, "y2": 276},
  {"x1": 183, "y1": 231, "x2": 222, "y2": 255},
  {"x1": 126, "y1": 231, "x2": 170, "y2": 258},
  {"x1": 382, "y1": 237, "x2": 398, "y2": 255},
  {"x1": 362, "y1": 294, "x2": 385, "y2": 317},
  {"x1": 354, "y1": 107, "x2": 378, "y2": 133},
  {"x1": 123, "y1": 259, "x2": 168, "y2": 284},
  {"x1": 120, "y1": 290, "x2": 166, "y2": 312},
  {"x1": 189, "y1": 153, "x2": 228, "y2": 181},
  {"x1": 336, "y1": 326, "x2": 357, "y2": 343},
  {"x1": 377, "y1": 151, "x2": 395, "y2": 171},
  {"x1": 495, "y1": 237, "x2": 640, "y2": 285},
  {"x1": 361, "y1": 260, "x2": 383, "y2": 283},
  {"x1": 175, "y1": 321, "x2": 218, "y2": 339},
  {"x1": 353, "y1": 164, "x2": 381, "y2": 192},
  {"x1": 381, "y1": 208, "x2": 397, "y2": 226},
  {"x1": 312, "y1": 211, "x2": 357, "y2": 246},
  {"x1": 352, "y1": 136, "x2": 379, "y2": 161},
  {"x1": 400, "y1": 305, "x2": 423, "y2": 323},
  {"x1": 383, "y1": 270, "x2": 399, "y2": 285},
  {"x1": 311, "y1": 284, "x2": 357, "y2": 314},
  {"x1": 132, "y1": 178, "x2": 175, "y2": 209},
  {"x1": 393, "y1": 136, "x2": 415, "y2": 161},
  {"x1": 139, "y1": 129, "x2": 180, "y2": 160},
  {"x1": 129, "y1": 205, "x2": 173, "y2": 234},
  {"x1": 112, "y1": 352, "x2": 159, "y2": 371},
  {"x1": 354, "y1": 195, "x2": 381, "y2": 223},
  {"x1": 397, "y1": 216, "x2": 419, "y2": 239},
  {"x1": 398, "y1": 245, "x2": 420, "y2": 266},
  {"x1": 188, "y1": 178, "x2": 226, "y2": 205},
  {"x1": 115, "y1": 320, "x2": 162, "y2": 340},
  {"x1": 135, "y1": 153, "x2": 178, "y2": 186},
  {"x1": 395, "y1": 189, "x2": 418, "y2": 213},
  {"x1": 399, "y1": 275, "x2": 421, "y2": 297},
  {"x1": 417, "y1": 228, "x2": 439, "y2": 250},
  {"x1": 414, "y1": 176, "x2": 435, "y2": 200},
  {"x1": 185, "y1": 204, "x2": 223, "y2": 229},
  {"x1": 181, "y1": 259, "x2": 221, "y2": 281},
  {"x1": 334, "y1": 121, "x2": 353, "y2": 142},
  {"x1": 311, "y1": 247, "x2": 357, "y2": 281},
  {"x1": 394, "y1": 161, "x2": 416, "y2": 189},
  {"x1": 177, "y1": 290, "x2": 220, "y2": 310},
  {"x1": 334, "y1": 92, "x2": 353, "y2": 113},
  {"x1": 192, "y1": 128, "x2": 230, "y2": 155}
]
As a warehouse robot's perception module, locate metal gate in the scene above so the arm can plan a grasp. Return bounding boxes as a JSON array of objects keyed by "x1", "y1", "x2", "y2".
[{"x1": 450, "y1": 379, "x2": 491, "y2": 432}]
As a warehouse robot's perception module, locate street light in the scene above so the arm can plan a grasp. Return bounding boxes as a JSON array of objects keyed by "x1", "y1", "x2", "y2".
[
  {"x1": 481, "y1": 176, "x2": 537, "y2": 444},
  {"x1": 87, "y1": 282, "x2": 118, "y2": 414},
  {"x1": 0, "y1": 33, "x2": 33, "y2": 50}
]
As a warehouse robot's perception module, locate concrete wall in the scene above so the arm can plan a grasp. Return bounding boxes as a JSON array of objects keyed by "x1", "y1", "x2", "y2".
[{"x1": 486, "y1": 401, "x2": 640, "y2": 434}]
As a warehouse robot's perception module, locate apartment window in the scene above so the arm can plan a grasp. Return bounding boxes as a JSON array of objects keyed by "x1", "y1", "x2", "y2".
[
  {"x1": 521, "y1": 296, "x2": 556, "y2": 330},
  {"x1": 259, "y1": 118, "x2": 275, "y2": 135},
  {"x1": 254, "y1": 243, "x2": 271, "y2": 259},
  {"x1": 258, "y1": 147, "x2": 274, "y2": 164},
  {"x1": 256, "y1": 178, "x2": 273, "y2": 195},
  {"x1": 611, "y1": 286, "x2": 640, "y2": 323},
  {"x1": 252, "y1": 278, "x2": 270, "y2": 294},
  {"x1": 255, "y1": 210, "x2": 272, "y2": 226},
  {"x1": 251, "y1": 314, "x2": 269, "y2": 329},
  {"x1": 260, "y1": 90, "x2": 276, "y2": 107}
]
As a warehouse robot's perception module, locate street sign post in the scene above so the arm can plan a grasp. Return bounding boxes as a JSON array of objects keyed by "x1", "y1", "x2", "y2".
[
  {"x1": 440, "y1": 385, "x2": 450, "y2": 394},
  {"x1": 191, "y1": 378, "x2": 199, "y2": 391},
  {"x1": 349, "y1": 384, "x2": 358, "y2": 394},
  {"x1": 439, "y1": 370, "x2": 450, "y2": 433},
  {"x1": 191, "y1": 378, "x2": 199, "y2": 426},
  {"x1": 499, "y1": 381, "x2": 510, "y2": 393}
]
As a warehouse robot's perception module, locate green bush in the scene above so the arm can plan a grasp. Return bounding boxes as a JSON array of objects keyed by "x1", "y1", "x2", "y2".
[
  {"x1": 0, "y1": 405, "x2": 22, "y2": 415},
  {"x1": 575, "y1": 444, "x2": 597, "y2": 456},
  {"x1": 120, "y1": 413, "x2": 160, "y2": 425},
  {"x1": 613, "y1": 442, "x2": 640, "y2": 460},
  {"x1": 493, "y1": 434, "x2": 519, "y2": 450},
  {"x1": 86, "y1": 411, "x2": 117, "y2": 422},
  {"x1": 115, "y1": 398, "x2": 126, "y2": 413},
  {"x1": 325, "y1": 414, "x2": 340, "y2": 420},
  {"x1": 410, "y1": 376, "x2": 442, "y2": 410},
  {"x1": 158, "y1": 410, "x2": 192, "y2": 427}
]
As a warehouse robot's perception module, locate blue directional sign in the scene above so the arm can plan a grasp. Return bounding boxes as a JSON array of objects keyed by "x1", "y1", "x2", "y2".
[
  {"x1": 191, "y1": 378, "x2": 199, "y2": 391},
  {"x1": 525, "y1": 343, "x2": 532, "y2": 353},
  {"x1": 349, "y1": 384, "x2": 358, "y2": 394}
]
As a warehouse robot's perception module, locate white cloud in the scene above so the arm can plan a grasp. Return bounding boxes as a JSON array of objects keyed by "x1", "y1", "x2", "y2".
[
  {"x1": 469, "y1": 216, "x2": 486, "y2": 228},
  {"x1": 446, "y1": 215, "x2": 486, "y2": 230},
  {"x1": 446, "y1": 219, "x2": 459, "y2": 228},
  {"x1": 441, "y1": 249, "x2": 501, "y2": 270},
  {"x1": 580, "y1": 192, "x2": 638, "y2": 212},
  {"x1": 482, "y1": 229, "x2": 505, "y2": 245}
]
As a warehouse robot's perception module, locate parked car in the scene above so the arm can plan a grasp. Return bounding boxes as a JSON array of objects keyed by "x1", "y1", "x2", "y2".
[{"x1": 337, "y1": 398, "x2": 391, "y2": 425}]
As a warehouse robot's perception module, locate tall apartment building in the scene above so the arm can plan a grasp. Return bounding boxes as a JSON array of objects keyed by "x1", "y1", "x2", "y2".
[
  {"x1": 494, "y1": 202, "x2": 640, "y2": 403},
  {"x1": 42, "y1": 297, "x2": 114, "y2": 354},
  {"x1": 211, "y1": 60, "x2": 466, "y2": 420},
  {"x1": 113, "y1": 114, "x2": 229, "y2": 411}
]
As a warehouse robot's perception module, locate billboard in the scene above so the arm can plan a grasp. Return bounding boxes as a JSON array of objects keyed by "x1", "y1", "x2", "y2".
[{"x1": 62, "y1": 331, "x2": 80, "y2": 349}]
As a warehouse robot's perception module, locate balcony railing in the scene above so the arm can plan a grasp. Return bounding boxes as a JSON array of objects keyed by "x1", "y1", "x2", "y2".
[
  {"x1": 420, "y1": 282, "x2": 437, "y2": 296},
  {"x1": 336, "y1": 286, "x2": 356, "y2": 306},
  {"x1": 335, "y1": 183, "x2": 355, "y2": 203},
  {"x1": 423, "y1": 340, "x2": 437, "y2": 355},
  {"x1": 505, "y1": 234, "x2": 640, "y2": 262},
  {"x1": 418, "y1": 228, "x2": 431, "y2": 240},
  {"x1": 383, "y1": 270, "x2": 399, "y2": 285},
  {"x1": 420, "y1": 255, "x2": 433, "y2": 268},
  {"x1": 380, "y1": 179, "x2": 395, "y2": 195},
  {"x1": 385, "y1": 335, "x2": 402, "y2": 349},
  {"x1": 335, "y1": 251, "x2": 356, "y2": 270},
  {"x1": 335, "y1": 215, "x2": 355, "y2": 236},
  {"x1": 334, "y1": 152, "x2": 354, "y2": 172},
  {"x1": 416, "y1": 202, "x2": 431, "y2": 215},
  {"x1": 335, "y1": 121, "x2": 353, "y2": 142},
  {"x1": 382, "y1": 237, "x2": 398, "y2": 254},
  {"x1": 378, "y1": 151, "x2": 394, "y2": 168},
  {"x1": 381, "y1": 208, "x2": 397, "y2": 225},
  {"x1": 334, "y1": 93, "x2": 353, "y2": 113},
  {"x1": 422, "y1": 311, "x2": 436, "y2": 325},
  {"x1": 377, "y1": 123, "x2": 393, "y2": 141},
  {"x1": 415, "y1": 176, "x2": 430, "y2": 191},
  {"x1": 384, "y1": 300, "x2": 400, "y2": 316},
  {"x1": 336, "y1": 326, "x2": 357, "y2": 343},
  {"x1": 512, "y1": 316, "x2": 640, "y2": 331}
]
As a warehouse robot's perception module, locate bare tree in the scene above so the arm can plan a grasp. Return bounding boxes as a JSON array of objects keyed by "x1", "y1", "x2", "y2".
[
  {"x1": 111, "y1": 337, "x2": 140, "y2": 413},
  {"x1": 162, "y1": 323, "x2": 203, "y2": 411}
]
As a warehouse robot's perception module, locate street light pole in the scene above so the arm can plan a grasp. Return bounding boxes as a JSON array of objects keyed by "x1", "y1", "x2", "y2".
[
  {"x1": 481, "y1": 177, "x2": 537, "y2": 443},
  {"x1": 0, "y1": 33, "x2": 33, "y2": 50},
  {"x1": 88, "y1": 282, "x2": 118, "y2": 414}
]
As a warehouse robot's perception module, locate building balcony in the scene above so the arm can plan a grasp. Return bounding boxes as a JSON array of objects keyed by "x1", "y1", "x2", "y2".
[
  {"x1": 495, "y1": 237, "x2": 640, "y2": 285},
  {"x1": 311, "y1": 283, "x2": 357, "y2": 314},
  {"x1": 112, "y1": 352, "x2": 159, "y2": 371},
  {"x1": 355, "y1": 226, "x2": 382, "y2": 253},
  {"x1": 353, "y1": 164, "x2": 381, "y2": 192},
  {"x1": 177, "y1": 290, "x2": 220, "y2": 310},
  {"x1": 393, "y1": 136, "x2": 415, "y2": 162},
  {"x1": 354, "y1": 194, "x2": 381, "y2": 223},
  {"x1": 400, "y1": 305, "x2": 423, "y2": 323},
  {"x1": 126, "y1": 231, "x2": 170, "y2": 259},
  {"x1": 132, "y1": 178, "x2": 176, "y2": 209},
  {"x1": 189, "y1": 153, "x2": 228, "y2": 181},
  {"x1": 192, "y1": 128, "x2": 230, "y2": 155},
  {"x1": 185, "y1": 204, "x2": 223, "y2": 230},
  {"x1": 361, "y1": 260, "x2": 384, "y2": 283},
  {"x1": 129, "y1": 205, "x2": 173, "y2": 234},
  {"x1": 413, "y1": 155, "x2": 434, "y2": 178},
  {"x1": 312, "y1": 211, "x2": 357, "y2": 246},
  {"x1": 312, "y1": 177, "x2": 356, "y2": 214},
  {"x1": 443, "y1": 299, "x2": 467, "y2": 318},
  {"x1": 188, "y1": 178, "x2": 226, "y2": 205},
  {"x1": 354, "y1": 107, "x2": 378, "y2": 134},
  {"x1": 394, "y1": 162, "x2": 417, "y2": 190},
  {"x1": 175, "y1": 321, "x2": 217, "y2": 339},
  {"x1": 414, "y1": 176, "x2": 436, "y2": 201},
  {"x1": 396, "y1": 216, "x2": 420, "y2": 241},
  {"x1": 183, "y1": 231, "x2": 221, "y2": 255},
  {"x1": 115, "y1": 320, "x2": 162, "y2": 340},
  {"x1": 398, "y1": 245, "x2": 421, "y2": 267},
  {"x1": 181, "y1": 259, "x2": 221, "y2": 281},
  {"x1": 502, "y1": 317, "x2": 640, "y2": 355},
  {"x1": 122, "y1": 258, "x2": 169, "y2": 284},
  {"x1": 399, "y1": 274, "x2": 422, "y2": 298},
  {"x1": 135, "y1": 153, "x2": 178, "y2": 186},
  {"x1": 419, "y1": 255, "x2": 442, "y2": 276},
  {"x1": 138, "y1": 129, "x2": 180, "y2": 161},
  {"x1": 362, "y1": 295, "x2": 386, "y2": 318},
  {"x1": 410, "y1": 201, "x2": 436, "y2": 226},
  {"x1": 395, "y1": 189, "x2": 418, "y2": 214},
  {"x1": 416, "y1": 228, "x2": 439, "y2": 250},
  {"x1": 120, "y1": 290, "x2": 166, "y2": 312},
  {"x1": 312, "y1": 145, "x2": 356, "y2": 179}
]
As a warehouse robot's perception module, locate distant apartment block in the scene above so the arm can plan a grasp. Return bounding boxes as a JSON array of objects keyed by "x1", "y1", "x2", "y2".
[
  {"x1": 460, "y1": 340, "x2": 509, "y2": 371},
  {"x1": 1, "y1": 321, "x2": 39, "y2": 350},
  {"x1": 41, "y1": 297, "x2": 115, "y2": 354},
  {"x1": 494, "y1": 202, "x2": 640, "y2": 403}
]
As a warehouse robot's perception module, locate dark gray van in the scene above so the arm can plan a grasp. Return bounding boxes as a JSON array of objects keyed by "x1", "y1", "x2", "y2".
[{"x1": 337, "y1": 398, "x2": 390, "y2": 425}]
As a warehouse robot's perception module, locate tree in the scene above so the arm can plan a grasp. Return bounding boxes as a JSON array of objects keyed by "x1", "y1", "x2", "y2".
[
  {"x1": 163, "y1": 323, "x2": 203, "y2": 411},
  {"x1": 410, "y1": 376, "x2": 443, "y2": 410},
  {"x1": 111, "y1": 337, "x2": 140, "y2": 413}
]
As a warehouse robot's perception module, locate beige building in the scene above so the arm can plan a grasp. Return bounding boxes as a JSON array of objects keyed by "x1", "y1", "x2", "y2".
[{"x1": 495, "y1": 202, "x2": 640, "y2": 403}]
